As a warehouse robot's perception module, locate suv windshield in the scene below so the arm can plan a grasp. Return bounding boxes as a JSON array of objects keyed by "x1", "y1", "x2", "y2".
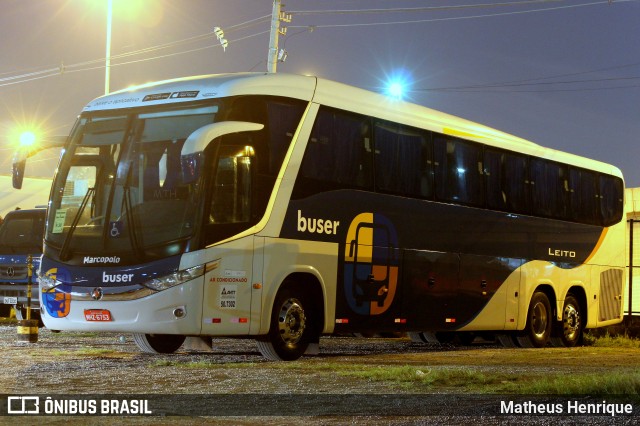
[
  {"x1": 47, "y1": 104, "x2": 218, "y2": 261},
  {"x1": 0, "y1": 211, "x2": 45, "y2": 254}
]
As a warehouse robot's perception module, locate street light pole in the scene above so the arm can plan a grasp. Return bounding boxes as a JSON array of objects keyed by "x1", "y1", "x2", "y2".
[{"x1": 105, "y1": 0, "x2": 113, "y2": 94}]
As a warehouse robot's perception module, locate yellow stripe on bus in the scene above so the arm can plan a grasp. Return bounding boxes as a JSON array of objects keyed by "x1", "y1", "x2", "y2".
[
  {"x1": 443, "y1": 127, "x2": 481, "y2": 140},
  {"x1": 584, "y1": 228, "x2": 609, "y2": 264}
]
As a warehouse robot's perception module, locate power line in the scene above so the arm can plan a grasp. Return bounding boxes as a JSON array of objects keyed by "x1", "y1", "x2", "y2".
[
  {"x1": 430, "y1": 84, "x2": 640, "y2": 93},
  {"x1": 0, "y1": 13, "x2": 271, "y2": 89},
  {"x1": 289, "y1": 0, "x2": 639, "y2": 29},
  {"x1": 436, "y1": 61, "x2": 640, "y2": 90},
  {"x1": 423, "y1": 75, "x2": 640, "y2": 91},
  {"x1": 288, "y1": 0, "x2": 567, "y2": 15},
  {"x1": 65, "y1": 14, "x2": 271, "y2": 71},
  {"x1": 73, "y1": 30, "x2": 271, "y2": 71}
]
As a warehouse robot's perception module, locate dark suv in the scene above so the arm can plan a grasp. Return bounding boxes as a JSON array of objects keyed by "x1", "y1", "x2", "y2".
[{"x1": 0, "y1": 208, "x2": 45, "y2": 321}]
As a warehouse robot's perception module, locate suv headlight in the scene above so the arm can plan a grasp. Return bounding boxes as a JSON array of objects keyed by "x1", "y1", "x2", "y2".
[{"x1": 141, "y1": 264, "x2": 205, "y2": 291}]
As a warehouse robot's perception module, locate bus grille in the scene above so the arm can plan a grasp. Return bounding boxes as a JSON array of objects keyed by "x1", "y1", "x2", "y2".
[
  {"x1": 0, "y1": 265, "x2": 29, "y2": 281},
  {"x1": 599, "y1": 268, "x2": 623, "y2": 322}
]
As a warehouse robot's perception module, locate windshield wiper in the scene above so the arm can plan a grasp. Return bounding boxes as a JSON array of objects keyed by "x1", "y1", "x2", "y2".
[
  {"x1": 59, "y1": 187, "x2": 95, "y2": 261},
  {"x1": 123, "y1": 186, "x2": 145, "y2": 261}
]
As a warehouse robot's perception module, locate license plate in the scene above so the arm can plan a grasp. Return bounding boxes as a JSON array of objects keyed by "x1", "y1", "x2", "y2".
[
  {"x1": 84, "y1": 309, "x2": 113, "y2": 322},
  {"x1": 3, "y1": 297, "x2": 17, "y2": 305}
]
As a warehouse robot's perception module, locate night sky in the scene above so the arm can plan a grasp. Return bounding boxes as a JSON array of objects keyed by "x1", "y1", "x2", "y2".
[{"x1": 1, "y1": 0, "x2": 639, "y2": 185}]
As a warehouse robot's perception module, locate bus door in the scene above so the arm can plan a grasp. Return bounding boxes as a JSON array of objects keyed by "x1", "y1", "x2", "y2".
[
  {"x1": 458, "y1": 254, "x2": 521, "y2": 329},
  {"x1": 201, "y1": 236, "x2": 254, "y2": 335},
  {"x1": 402, "y1": 250, "x2": 459, "y2": 331}
]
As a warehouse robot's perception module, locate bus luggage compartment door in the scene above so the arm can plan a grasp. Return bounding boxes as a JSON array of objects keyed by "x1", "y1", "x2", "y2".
[{"x1": 402, "y1": 249, "x2": 459, "y2": 331}]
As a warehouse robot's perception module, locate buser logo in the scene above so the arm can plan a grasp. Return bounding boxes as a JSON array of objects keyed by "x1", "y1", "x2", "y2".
[
  {"x1": 297, "y1": 210, "x2": 340, "y2": 235},
  {"x1": 102, "y1": 272, "x2": 135, "y2": 283}
]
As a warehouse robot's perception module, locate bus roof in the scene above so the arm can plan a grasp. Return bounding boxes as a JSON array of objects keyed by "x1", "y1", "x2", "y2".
[
  {"x1": 82, "y1": 73, "x2": 317, "y2": 112},
  {"x1": 83, "y1": 72, "x2": 622, "y2": 179}
]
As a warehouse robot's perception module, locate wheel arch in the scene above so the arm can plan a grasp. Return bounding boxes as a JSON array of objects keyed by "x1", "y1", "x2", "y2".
[
  {"x1": 533, "y1": 283, "x2": 557, "y2": 317},
  {"x1": 262, "y1": 268, "x2": 328, "y2": 336},
  {"x1": 564, "y1": 285, "x2": 588, "y2": 326}
]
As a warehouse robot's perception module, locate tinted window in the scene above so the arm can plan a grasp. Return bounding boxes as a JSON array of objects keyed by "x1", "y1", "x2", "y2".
[
  {"x1": 569, "y1": 168, "x2": 598, "y2": 225},
  {"x1": 223, "y1": 97, "x2": 305, "y2": 176},
  {"x1": 434, "y1": 135, "x2": 483, "y2": 205},
  {"x1": 0, "y1": 212, "x2": 44, "y2": 253},
  {"x1": 374, "y1": 122, "x2": 433, "y2": 198},
  {"x1": 294, "y1": 107, "x2": 372, "y2": 198},
  {"x1": 599, "y1": 175, "x2": 623, "y2": 226},
  {"x1": 484, "y1": 149, "x2": 529, "y2": 213},
  {"x1": 530, "y1": 159, "x2": 568, "y2": 219},
  {"x1": 266, "y1": 100, "x2": 306, "y2": 175}
]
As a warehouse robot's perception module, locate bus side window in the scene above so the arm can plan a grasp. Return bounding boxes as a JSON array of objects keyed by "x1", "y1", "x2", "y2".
[
  {"x1": 530, "y1": 158, "x2": 568, "y2": 220},
  {"x1": 294, "y1": 107, "x2": 372, "y2": 197},
  {"x1": 599, "y1": 175, "x2": 623, "y2": 226},
  {"x1": 266, "y1": 99, "x2": 306, "y2": 176},
  {"x1": 373, "y1": 122, "x2": 433, "y2": 199},
  {"x1": 569, "y1": 168, "x2": 598, "y2": 225},
  {"x1": 485, "y1": 149, "x2": 529, "y2": 214},
  {"x1": 433, "y1": 135, "x2": 483, "y2": 206}
]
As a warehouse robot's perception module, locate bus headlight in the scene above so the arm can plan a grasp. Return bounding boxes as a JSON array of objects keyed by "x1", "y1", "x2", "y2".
[
  {"x1": 141, "y1": 264, "x2": 205, "y2": 291},
  {"x1": 38, "y1": 271, "x2": 59, "y2": 291}
]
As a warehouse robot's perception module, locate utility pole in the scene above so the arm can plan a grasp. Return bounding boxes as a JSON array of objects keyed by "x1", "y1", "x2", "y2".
[
  {"x1": 267, "y1": 0, "x2": 281, "y2": 73},
  {"x1": 267, "y1": 0, "x2": 291, "y2": 73}
]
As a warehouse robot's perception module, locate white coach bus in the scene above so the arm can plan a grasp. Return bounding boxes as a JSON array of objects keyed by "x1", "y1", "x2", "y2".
[{"x1": 19, "y1": 73, "x2": 625, "y2": 360}]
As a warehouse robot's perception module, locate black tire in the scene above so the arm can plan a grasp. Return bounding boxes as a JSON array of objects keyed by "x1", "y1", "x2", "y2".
[
  {"x1": 550, "y1": 294, "x2": 583, "y2": 347},
  {"x1": 423, "y1": 331, "x2": 445, "y2": 344},
  {"x1": 408, "y1": 332, "x2": 429, "y2": 343},
  {"x1": 132, "y1": 333, "x2": 186, "y2": 354},
  {"x1": 497, "y1": 333, "x2": 518, "y2": 348},
  {"x1": 256, "y1": 285, "x2": 315, "y2": 361},
  {"x1": 516, "y1": 291, "x2": 552, "y2": 348}
]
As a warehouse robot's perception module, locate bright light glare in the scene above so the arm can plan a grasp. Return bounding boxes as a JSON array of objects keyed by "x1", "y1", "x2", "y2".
[
  {"x1": 19, "y1": 131, "x2": 37, "y2": 148},
  {"x1": 387, "y1": 82, "x2": 405, "y2": 99}
]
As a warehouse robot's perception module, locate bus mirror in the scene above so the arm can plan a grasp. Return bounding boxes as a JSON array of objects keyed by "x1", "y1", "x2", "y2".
[
  {"x1": 12, "y1": 135, "x2": 66, "y2": 189},
  {"x1": 181, "y1": 152, "x2": 202, "y2": 185},
  {"x1": 181, "y1": 121, "x2": 264, "y2": 156}
]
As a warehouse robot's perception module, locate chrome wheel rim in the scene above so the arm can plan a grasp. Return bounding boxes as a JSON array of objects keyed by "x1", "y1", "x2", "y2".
[
  {"x1": 562, "y1": 304, "x2": 580, "y2": 341},
  {"x1": 277, "y1": 298, "x2": 306, "y2": 345}
]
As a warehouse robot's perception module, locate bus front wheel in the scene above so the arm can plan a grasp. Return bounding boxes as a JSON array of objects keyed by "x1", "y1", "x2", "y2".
[
  {"x1": 256, "y1": 286, "x2": 315, "y2": 361},
  {"x1": 133, "y1": 333, "x2": 185, "y2": 354},
  {"x1": 516, "y1": 291, "x2": 552, "y2": 348},
  {"x1": 550, "y1": 294, "x2": 583, "y2": 347}
]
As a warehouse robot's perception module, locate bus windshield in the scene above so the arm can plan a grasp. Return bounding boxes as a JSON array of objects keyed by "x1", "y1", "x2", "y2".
[
  {"x1": 45, "y1": 95, "x2": 307, "y2": 263},
  {"x1": 47, "y1": 104, "x2": 218, "y2": 261}
]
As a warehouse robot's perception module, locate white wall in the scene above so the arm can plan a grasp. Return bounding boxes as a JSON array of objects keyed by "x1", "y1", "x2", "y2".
[{"x1": 626, "y1": 188, "x2": 640, "y2": 316}]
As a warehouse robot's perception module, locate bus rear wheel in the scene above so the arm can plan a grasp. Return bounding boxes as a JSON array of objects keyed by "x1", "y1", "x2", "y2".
[
  {"x1": 516, "y1": 291, "x2": 552, "y2": 348},
  {"x1": 550, "y1": 294, "x2": 583, "y2": 347},
  {"x1": 133, "y1": 333, "x2": 186, "y2": 354},
  {"x1": 256, "y1": 286, "x2": 315, "y2": 361}
]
